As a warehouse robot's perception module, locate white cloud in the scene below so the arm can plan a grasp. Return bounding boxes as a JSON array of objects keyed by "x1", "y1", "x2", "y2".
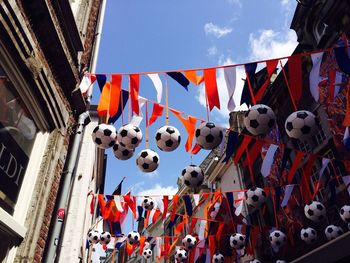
[
  {"x1": 226, "y1": 0, "x2": 242, "y2": 8},
  {"x1": 204, "y1": 22, "x2": 233, "y2": 38},
  {"x1": 207, "y1": 46, "x2": 218, "y2": 56},
  {"x1": 280, "y1": 0, "x2": 290, "y2": 6},
  {"x1": 137, "y1": 183, "x2": 178, "y2": 197}
]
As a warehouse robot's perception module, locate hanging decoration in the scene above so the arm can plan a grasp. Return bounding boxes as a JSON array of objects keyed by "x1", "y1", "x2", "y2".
[
  {"x1": 180, "y1": 165, "x2": 204, "y2": 188},
  {"x1": 87, "y1": 230, "x2": 100, "y2": 244},
  {"x1": 195, "y1": 122, "x2": 223, "y2": 150},
  {"x1": 136, "y1": 149, "x2": 160, "y2": 173},
  {"x1": 112, "y1": 142, "x2": 134, "y2": 160},
  {"x1": 304, "y1": 201, "x2": 326, "y2": 222},
  {"x1": 142, "y1": 197, "x2": 156, "y2": 211},
  {"x1": 300, "y1": 227, "x2": 317, "y2": 244},
  {"x1": 243, "y1": 104, "x2": 276, "y2": 136},
  {"x1": 245, "y1": 187, "x2": 267, "y2": 208},
  {"x1": 212, "y1": 253, "x2": 224, "y2": 263},
  {"x1": 142, "y1": 248, "x2": 152, "y2": 259},
  {"x1": 182, "y1": 235, "x2": 197, "y2": 250},
  {"x1": 229, "y1": 233, "x2": 245, "y2": 250},
  {"x1": 284, "y1": 110, "x2": 317, "y2": 140},
  {"x1": 324, "y1": 225, "x2": 343, "y2": 241},
  {"x1": 155, "y1": 125, "x2": 181, "y2": 152},
  {"x1": 127, "y1": 231, "x2": 140, "y2": 245},
  {"x1": 117, "y1": 124, "x2": 143, "y2": 150},
  {"x1": 91, "y1": 124, "x2": 117, "y2": 149},
  {"x1": 269, "y1": 230, "x2": 287, "y2": 250},
  {"x1": 175, "y1": 248, "x2": 188, "y2": 262},
  {"x1": 100, "y1": 231, "x2": 111, "y2": 245},
  {"x1": 340, "y1": 205, "x2": 350, "y2": 223}
]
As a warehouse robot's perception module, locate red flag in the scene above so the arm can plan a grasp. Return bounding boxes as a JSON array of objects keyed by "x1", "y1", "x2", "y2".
[
  {"x1": 170, "y1": 195, "x2": 179, "y2": 222},
  {"x1": 208, "y1": 235, "x2": 216, "y2": 258},
  {"x1": 255, "y1": 60, "x2": 278, "y2": 102},
  {"x1": 139, "y1": 236, "x2": 146, "y2": 255},
  {"x1": 109, "y1": 74, "x2": 122, "y2": 117},
  {"x1": 162, "y1": 196, "x2": 169, "y2": 221},
  {"x1": 287, "y1": 151, "x2": 305, "y2": 183},
  {"x1": 243, "y1": 140, "x2": 264, "y2": 167},
  {"x1": 234, "y1": 136, "x2": 252, "y2": 164},
  {"x1": 189, "y1": 218, "x2": 198, "y2": 233},
  {"x1": 130, "y1": 74, "x2": 140, "y2": 115},
  {"x1": 288, "y1": 55, "x2": 303, "y2": 104},
  {"x1": 191, "y1": 144, "x2": 201, "y2": 155},
  {"x1": 124, "y1": 193, "x2": 136, "y2": 218},
  {"x1": 97, "y1": 82, "x2": 111, "y2": 117},
  {"x1": 216, "y1": 222, "x2": 225, "y2": 242},
  {"x1": 175, "y1": 217, "x2": 186, "y2": 235},
  {"x1": 204, "y1": 68, "x2": 220, "y2": 110},
  {"x1": 301, "y1": 154, "x2": 317, "y2": 203},
  {"x1": 90, "y1": 193, "x2": 95, "y2": 215},
  {"x1": 148, "y1": 103, "x2": 164, "y2": 126},
  {"x1": 152, "y1": 209, "x2": 162, "y2": 224}
]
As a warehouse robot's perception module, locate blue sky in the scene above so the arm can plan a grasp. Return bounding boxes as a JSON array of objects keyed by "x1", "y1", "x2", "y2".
[{"x1": 93, "y1": 0, "x2": 298, "y2": 212}]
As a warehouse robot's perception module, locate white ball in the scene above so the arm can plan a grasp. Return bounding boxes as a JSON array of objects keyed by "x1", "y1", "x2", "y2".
[
  {"x1": 182, "y1": 234, "x2": 197, "y2": 250},
  {"x1": 92, "y1": 124, "x2": 117, "y2": 149},
  {"x1": 212, "y1": 253, "x2": 224, "y2": 263},
  {"x1": 87, "y1": 230, "x2": 100, "y2": 244},
  {"x1": 181, "y1": 165, "x2": 204, "y2": 188},
  {"x1": 269, "y1": 230, "x2": 287, "y2": 248},
  {"x1": 300, "y1": 227, "x2": 317, "y2": 244},
  {"x1": 195, "y1": 122, "x2": 223, "y2": 150},
  {"x1": 340, "y1": 205, "x2": 350, "y2": 223},
  {"x1": 155, "y1": 125, "x2": 181, "y2": 152},
  {"x1": 127, "y1": 231, "x2": 140, "y2": 245},
  {"x1": 246, "y1": 187, "x2": 267, "y2": 208},
  {"x1": 142, "y1": 197, "x2": 156, "y2": 211},
  {"x1": 112, "y1": 141, "x2": 134, "y2": 160},
  {"x1": 285, "y1": 110, "x2": 317, "y2": 140},
  {"x1": 142, "y1": 248, "x2": 152, "y2": 259},
  {"x1": 175, "y1": 248, "x2": 188, "y2": 262},
  {"x1": 117, "y1": 124, "x2": 143, "y2": 149},
  {"x1": 325, "y1": 225, "x2": 343, "y2": 241},
  {"x1": 244, "y1": 104, "x2": 276, "y2": 136},
  {"x1": 229, "y1": 233, "x2": 245, "y2": 250},
  {"x1": 136, "y1": 149, "x2": 160, "y2": 173},
  {"x1": 99, "y1": 231, "x2": 111, "y2": 245},
  {"x1": 250, "y1": 260, "x2": 261, "y2": 263},
  {"x1": 304, "y1": 201, "x2": 326, "y2": 222}
]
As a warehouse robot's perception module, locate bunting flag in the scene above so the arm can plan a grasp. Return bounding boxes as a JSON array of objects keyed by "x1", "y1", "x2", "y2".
[
  {"x1": 281, "y1": 185, "x2": 295, "y2": 207},
  {"x1": 342, "y1": 175, "x2": 350, "y2": 196},
  {"x1": 203, "y1": 68, "x2": 220, "y2": 111},
  {"x1": 233, "y1": 136, "x2": 252, "y2": 165},
  {"x1": 301, "y1": 154, "x2": 317, "y2": 203},
  {"x1": 280, "y1": 147, "x2": 292, "y2": 177},
  {"x1": 343, "y1": 127, "x2": 350, "y2": 150},
  {"x1": 261, "y1": 144, "x2": 278, "y2": 177},
  {"x1": 287, "y1": 151, "x2": 304, "y2": 183},
  {"x1": 109, "y1": 74, "x2": 122, "y2": 117},
  {"x1": 96, "y1": 74, "x2": 107, "y2": 91},
  {"x1": 130, "y1": 97, "x2": 147, "y2": 126},
  {"x1": 309, "y1": 52, "x2": 324, "y2": 101},
  {"x1": 89, "y1": 193, "x2": 95, "y2": 215},
  {"x1": 288, "y1": 55, "x2": 303, "y2": 105},
  {"x1": 223, "y1": 130, "x2": 238, "y2": 163},
  {"x1": 343, "y1": 81, "x2": 350, "y2": 127},
  {"x1": 224, "y1": 66, "x2": 237, "y2": 111},
  {"x1": 183, "y1": 195, "x2": 193, "y2": 216},
  {"x1": 166, "y1": 72, "x2": 190, "y2": 90},
  {"x1": 162, "y1": 196, "x2": 169, "y2": 221},
  {"x1": 130, "y1": 74, "x2": 140, "y2": 115},
  {"x1": 147, "y1": 74, "x2": 163, "y2": 103},
  {"x1": 79, "y1": 73, "x2": 96, "y2": 95},
  {"x1": 313, "y1": 158, "x2": 330, "y2": 197},
  {"x1": 109, "y1": 89, "x2": 129, "y2": 123},
  {"x1": 334, "y1": 46, "x2": 350, "y2": 75},
  {"x1": 243, "y1": 140, "x2": 264, "y2": 168},
  {"x1": 97, "y1": 82, "x2": 111, "y2": 117},
  {"x1": 241, "y1": 63, "x2": 257, "y2": 106},
  {"x1": 255, "y1": 60, "x2": 278, "y2": 102},
  {"x1": 148, "y1": 103, "x2": 164, "y2": 126},
  {"x1": 185, "y1": 70, "x2": 204, "y2": 85},
  {"x1": 191, "y1": 144, "x2": 201, "y2": 155},
  {"x1": 170, "y1": 195, "x2": 179, "y2": 222}
]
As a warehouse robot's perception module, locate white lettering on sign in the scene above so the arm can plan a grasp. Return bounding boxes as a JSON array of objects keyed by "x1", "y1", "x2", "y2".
[{"x1": 0, "y1": 143, "x2": 25, "y2": 186}]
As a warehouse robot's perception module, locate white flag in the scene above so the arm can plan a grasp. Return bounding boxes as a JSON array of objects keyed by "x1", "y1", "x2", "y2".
[
  {"x1": 261, "y1": 144, "x2": 278, "y2": 177},
  {"x1": 79, "y1": 74, "x2": 92, "y2": 94},
  {"x1": 281, "y1": 185, "x2": 295, "y2": 207},
  {"x1": 114, "y1": 196, "x2": 124, "y2": 212},
  {"x1": 224, "y1": 66, "x2": 237, "y2": 111},
  {"x1": 147, "y1": 74, "x2": 163, "y2": 103},
  {"x1": 309, "y1": 52, "x2": 324, "y2": 102},
  {"x1": 130, "y1": 97, "x2": 147, "y2": 126}
]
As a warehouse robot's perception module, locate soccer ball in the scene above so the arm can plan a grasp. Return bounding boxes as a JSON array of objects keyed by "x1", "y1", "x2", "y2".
[
  {"x1": 142, "y1": 248, "x2": 152, "y2": 259},
  {"x1": 142, "y1": 197, "x2": 156, "y2": 211},
  {"x1": 127, "y1": 231, "x2": 140, "y2": 245},
  {"x1": 100, "y1": 231, "x2": 111, "y2": 245},
  {"x1": 195, "y1": 122, "x2": 223, "y2": 150},
  {"x1": 304, "y1": 201, "x2": 326, "y2": 222},
  {"x1": 276, "y1": 260, "x2": 287, "y2": 263},
  {"x1": 175, "y1": 248, "x2": 187, "y2": 262},
  {"x1": 285, "y1": 110, "x2": 317, "y2": 140},
  {"x1": 117, "y1": 124, "x2": 143, "y2": 149},
  {"x1": 340, "y1": 205, "x2": 350, "y2": 223},
  {"x1": 229, "y1": 233, "x2": 245, "y2": 250},
  {"x1": 92, "y1": 124, "x2": 117, "y2": 149},
  {"x1": 300, "y1": 227, "x2": 317, "y2": 244},
  {"x1": 269, "y1": 230, "x2": 287, "y2": 248},
  {"x1": 112, "y1": 142, "x2": 134, "y2": 160},
  {"x1": 210, "y1": 202, "x2": 221, "y2": 219},
  {"x1": 325, "y1": 225, "x2": 343, "y2": 241},
  {"x1": 87, "y1": 230, "x2": 100, "y2": 244},
  {"x1": 243, "y1": 104, "x2": 276, "y2": 136},
  {"x1": 155, "y1": 125, "x2": 181, "y2": 152},
  {"x1": 181, "y1": 165, "x2": 204, "y2": 188},
  {"x1": 212, "y1": 253, "x2": 224, "y2": 263},
  {"x1": 182, "y1": 234, "x2": 197, "y2": 250},
  {"x1": 136, "y1": 149, "x2": 160, "y2": 173},
  {"x1": 250, "y1": 260, "x2": 261, "y2": 263},
  {"x1": 245, "y1": 187, "x2": 267, "y2": 208}
]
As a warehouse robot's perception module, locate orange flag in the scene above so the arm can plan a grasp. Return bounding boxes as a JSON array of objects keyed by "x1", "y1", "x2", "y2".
[
  {"x1": 167, "y1": 237, "x2": 179, "y2": 257},
  {"x1": 149, "y1": 103, "x2": 164, "y2": 126},
  {"x1": 139, "y1": 236, "x2": 146, "y2": 255},
  {"x1": 97, "y1": 82, "x2": 111, "y2": 117},
  {"x1": 185, "y1": 70, "x2": 204, "y2": 85},
  {"x1": 109, "y1": 74, "x2": 122, "y2": 117},
  {"x1": 130, "y1": 74, "x2": 140, "y2": 115},
  {"x1": 204, "y1": 68, "x2": 220, "y2": 110}
]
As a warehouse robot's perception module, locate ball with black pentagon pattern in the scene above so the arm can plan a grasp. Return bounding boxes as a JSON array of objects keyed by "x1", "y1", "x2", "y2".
[
  {"x1": 250, "y1": 259, "x2": 261, "y2": 263},
  {"x1": 87, "y1": 229, "x2": 100, "y2": 244},
  {"x1": 142, "y1": 196, "x2": 156, "y2": 211},
  {"x1": 142, "y1": 248, "x2": 152, "y2": 259},
  {"x1": 304, "y1": 201, "x2": 326, "y2": 222},
  {"x1": 300, "y1": 227, "x2": 317, "y2": 244},
  {"x1": 127, "y1": 231, "x2": 140, "y2": 245},
  {"x1": 340, "y1": 205, "x2": 350, "y2": 223},
  {"x1": 195, "y1": 122, "x2": 223, "y2": 150},
  {"x1": 112, "y1": 141, "x2": 134, "y2": 160},
  {"x1": 175, "y1": 248, "x2": 187, "y2": 262},
  {"x1": 99, "y1": 231, "x2": 111, "y2": 245},
  {"x1": 245, "y1": 187, "x2": 267, "y2": 208},
  {"x1": 182, "y1": 234, "x2": 197, "y2": 250},
  {"x1": 155, "y1": 125, "x2": 181, "y2": 152},
  {"x1": 285, "y1": 110, "x2": 317, "y2": 140},
  {"x1": 92, "y1": 124, "x2": 117, "y2": 149},
  {"x1": 117, "y1": 123, "x2": 143, "y2": 149},
  {"x1": 181, "y1": 165, "x2": 204, "y2": 188},
  {"x1": 243, "y1": 104, "x2": 276, "y2": 136},
  {"x1": 269, "y1": 230, "x2": 287, "y2": 248},
  {"x1": 325, "y1": 225, "x2": 343, "y2": 241},
  {"x1": 136, "y1": 149, "x2": 160, "y2": 173},
  {"x1": 212, "y1": 253, "x2": 224, "y2": 263},
  {"x1": 229, "y1": 233, "x2": 245, "y2": 250}
]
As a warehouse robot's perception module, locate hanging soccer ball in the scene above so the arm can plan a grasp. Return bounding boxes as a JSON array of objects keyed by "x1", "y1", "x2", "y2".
[
  {"x1": 92, "y1": 124, "x2": 117, "y2": 149},
  {"x1": 245, "y1": 187, "x2": 267, "y2": 208},
  {"x1": 210, "y1": 202, "x2": 221, "y2": 219},
  {"x1": 195, "y1": 122, "x2": 223, "y2": 150},
  {"x1": 285, "y1": 110, "x2": 317, "y2": 140},
  {"x1": 340, "y1": 205, "x2": 350, "y2": 223},
  {"x1": 112, "y1": 142, "x2": 134, "y2": 160},
  {"x1": 142, "y1": 197, "x2": 156, "y2": 211},
  {"x1": 175, "y1": 248, "x2": 188, "y2": 262},
  {"x1": 250, "y1": 260, "x2": 261, "y2": 263},
  {"x1": 300, "y1": 227, "x2": 317, "y2": 244},
  {"x1": 87, "y1": 230, "x2": 100, "y2": 244},
  {"x1": 127, "y1": 231, "x2": 140, "y2": 245},
  {"x1": 243, "y1": 104, "x2": 276, "y2": 136},
  {"x1": 325, "y1": 225, "x2": 343, "y2": 241},
  {"x1": 212, "y1": 253, "x2": 224, "y2": 263},
  {"x1": 182, "y1": 234, "x2": 197, "y2": 250},
  {"x1": 117, "y1": 124, "x2": 143, "y2": 149},
  {"x1": 100, "y1": 231, "x2": 111, "y2": 245},
  {"x1": 269, "y1": 230, "x2": 287, "y2": 248},
  {"x1": 229, "y1": 233, "x2": 245, "y2": 250},
  {"x1": 181, "y1": 165, "x2": 204, "y2": 188},
  {"x1": 136, "y1": 149, "x2": 160, "y2": 173},
  {"x1": 155, "y1": 125, "x2": 181, "y2": 152},
  {"x1": 304, "y1": 201, "x2": 326, "y2": 222},
  {"x1": 142, "y1": 248, "x2": 152, "y2": 259}
]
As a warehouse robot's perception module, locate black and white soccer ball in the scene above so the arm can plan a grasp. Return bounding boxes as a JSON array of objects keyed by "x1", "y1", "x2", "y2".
[
  {"x1": 112, "y1": 141, "x2": 134, "y2": 160},
  {"x1": 142, "y1": 197, "x2": 156, "y2": 211},
  {"x1": 250, "y1": 260, "x2": 261, "y2": 263},
  {"x1": 210, "y1": 202, "x2": 221, "y2": 219},
  {"x1": 92, "y1": 124, "x2": 117, "y2": 149},
  {"x1": 117, "y1": 124, "x2": 143, "y2": 149},
  {"x1": 276, "y1": 260, "x2": 287, "y2": 263},
  {"x1": 181, "y1": 165, "x2": 204, "y2": 188},
  {"x1": 246, "y1": 187, "x2": 267, "y2": 208},
  {"x1": 325, "y1": 225, "x2": 343, "y2": 241},
  {"x1": 300, "y1": 227, "x2": 317, "y2": 244},
  {"x1": 340, "y1": 205, "x2": 350, "y2": 223},
  {"x1": 87, "y1": 230, "x2": 100, "y2": 244},
  {"x1": 142, "y1": 248, "x2": 152, "y2": 259},
  {"x1": 212, "y1": 253, "x2": 224, "y2": 263},
  {"x1": 127, "y1": 231, "x2": 140, "y2": 245},
  {"x1": 285, "y1": 110, "x2": 317, "y2": 140},
  {"x1": 243, "y1": 104, "x2": 276, "y2": 136},
  {"x1": 195, "y1": 122, "x2": 223, "y2": 150},
  {"x1": 155, "y1": 125, "x2": 181, "y2": 152},
  {"x1": 175, "y1": 248, "x2": 188, "y2": 262},
  {"x1": 304, "y1": 201, "x2": 326, "y2": 222},
  {"x1": 136, "y1": 149, "x2": 160, "y2": 173},
  {"x1": 269, "y1": 230, "x2": 287, "y2": 248},
  {"x1": 229, "y1": 233, "x2": 245, "y2": 250},
  {"x1": 182, "y1": 234, "x2": 197, "y2": 250},
  {"x1": 99, "y1": 231, "x2": 111, "y2": 245}
]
